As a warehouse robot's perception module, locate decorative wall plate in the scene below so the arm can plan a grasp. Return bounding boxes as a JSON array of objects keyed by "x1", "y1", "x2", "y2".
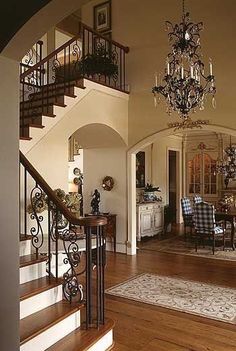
[
  {"x1": 73, "y1": 167, "x2": 81, "y2": 176},
  {"x1": 102, "y1": 176, "x2": 114, "y2": 191}
]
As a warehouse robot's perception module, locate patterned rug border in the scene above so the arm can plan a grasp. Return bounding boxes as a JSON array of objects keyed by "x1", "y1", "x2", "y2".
[
  {"x1": 105, "y1": 273, "x2": 236, "y2": 324},
  {"x1": 141, "y1": 246, "x2": 236, "y2": 262}
]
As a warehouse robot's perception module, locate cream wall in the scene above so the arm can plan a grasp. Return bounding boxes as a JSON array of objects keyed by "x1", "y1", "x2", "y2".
[
  {"x1": 26, "y1": 87, "x2": 128, "y2": 190},
  {"x1": 82, "y1": 0, "x2": 236, "y2": 147},
  {"x1": 0, "y1": 55, "x2": 19, "y2": 351},
  {"x1": 25, "y1": 85, "x2": 128, "y2": 253},
  {"x1": 136, "y1": 136, "x2": 183, "y2": 221},
  {"x1": 83, "y1": 147, "x2": 127, "y2": 253}
]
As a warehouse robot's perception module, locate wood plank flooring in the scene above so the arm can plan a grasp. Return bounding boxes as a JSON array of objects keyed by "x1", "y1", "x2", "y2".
[{"x1": 104, "y1": 250, "x2": 236, "y2": 351}]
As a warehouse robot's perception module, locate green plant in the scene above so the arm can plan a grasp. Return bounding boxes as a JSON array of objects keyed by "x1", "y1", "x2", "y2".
[
  {"x1": 79, "y1": 46, "x2": 118, "y2": 78},
  {"x1": 144, "y1": 183, "x2": 161, "y2": 192}
]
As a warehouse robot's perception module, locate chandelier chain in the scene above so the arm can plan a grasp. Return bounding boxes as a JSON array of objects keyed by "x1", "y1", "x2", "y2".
[{"x1": 182, "y1": 0, "x2": 185, "y2": 17}]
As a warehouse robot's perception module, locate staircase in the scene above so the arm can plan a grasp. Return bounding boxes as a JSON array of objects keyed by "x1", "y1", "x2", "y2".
[
  {"x1": 19, "y1": 152, "x2": 114, "y2": 350},
  {"x1": 20, "y1": 22, "x2": 129, "y2": 151},
  {"x1": 18, "y1": 23, "x2": 129, "y2": 350}
]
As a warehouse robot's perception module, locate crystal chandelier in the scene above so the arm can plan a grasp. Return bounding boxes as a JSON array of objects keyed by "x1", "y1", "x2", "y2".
[
  {"x1": 215, "y1": 137, "x2": 236, "y2": 189},
  {"x1": 152, "y1": 0, "x2": 216, "y2": 119}
]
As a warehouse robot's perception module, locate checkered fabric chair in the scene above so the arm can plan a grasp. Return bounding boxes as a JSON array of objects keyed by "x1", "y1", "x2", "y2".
[
  {"x1": 193, "y1": 195, "x2": 202, "y2": 205},
  {"x1": 181, "y1": 197, "x2": 194, "y2": 239},
  {"x1": 194, "y1": 202, "x2": 225, "y2": 254}
]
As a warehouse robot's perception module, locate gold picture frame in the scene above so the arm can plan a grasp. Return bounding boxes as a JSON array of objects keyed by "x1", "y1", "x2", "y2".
[{"x1": 94, "y1": 1, "x2": 112, "y2": 33}]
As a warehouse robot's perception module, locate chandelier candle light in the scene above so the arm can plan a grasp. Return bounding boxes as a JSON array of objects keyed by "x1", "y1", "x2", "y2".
[{"x1": 152, "y1": 0, "x2": 216, "y2": 120}]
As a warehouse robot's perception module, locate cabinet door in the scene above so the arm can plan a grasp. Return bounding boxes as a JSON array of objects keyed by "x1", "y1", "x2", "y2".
[
  {"x1": 153, "y1": 209, "x2": 163, "y2": 230},
  {"x1": 140, "y1": 210, "x2": 153, "y2": 235}
]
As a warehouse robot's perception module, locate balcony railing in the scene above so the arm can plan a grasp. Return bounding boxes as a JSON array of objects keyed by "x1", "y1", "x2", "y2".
[{"x1": 20, "y1": 23, "x2": 129, "y2": 137}]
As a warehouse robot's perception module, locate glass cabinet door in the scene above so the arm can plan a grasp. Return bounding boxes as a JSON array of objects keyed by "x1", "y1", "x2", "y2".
[{"x1": 187, "y1": 152, "x2": 217, "y2": 196}]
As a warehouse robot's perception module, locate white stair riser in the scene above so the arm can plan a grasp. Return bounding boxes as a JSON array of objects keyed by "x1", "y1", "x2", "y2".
[
  {"x1": 20, "y1": 240, "x2": 31, "y2": 257},
  {"x1": 20, "y1": 284, "x2": 63, "y2": 319},
  {"x1": 20, "y1": 261, "x2": 47, "y2": 284},
  {"x1": 20, "y1": 310, "x2": 81, "y2": 351},
  {"x1": 88, "y1": 329, "x2": 113, "y2": 351}
]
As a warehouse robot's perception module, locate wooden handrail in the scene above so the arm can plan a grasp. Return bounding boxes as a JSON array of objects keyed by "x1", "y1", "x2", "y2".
[
  {"x1": 81, "y1": 23, "x2": 129, "y2": 53},
  {"x1": 20, "y1": 151, "x2": 107, "y2": 227},
  {"x1": 20, "y1": 21, "x2": 129, "y2": 80}
]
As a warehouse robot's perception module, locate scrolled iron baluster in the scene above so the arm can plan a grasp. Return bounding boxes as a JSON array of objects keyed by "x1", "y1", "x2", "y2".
[
  {"x1": 23, "y1": 48, "x2": 34, "y2": 66},
  {"x1": 71, "y1": 40, "x2": 82, "y2": 80},
  {"x1": 60, "y1": 228, "x2": 85, "y2": 303},
  {"x1": 29, "y1": 183, "x2": 45, "y2": 257},
  {"x1": 51, "y1": 55, "x2": 61, "y2": 83},
  {"x1": 111, "y1": 45, "x2": 119, "y2": 85}
]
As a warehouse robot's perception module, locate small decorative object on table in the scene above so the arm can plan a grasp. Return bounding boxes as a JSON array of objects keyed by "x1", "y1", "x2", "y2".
[
  {"x1": 143, "y1": 183, "x2": 161, "y2": 202},
  {"x1": 218, "y1": 195, "x2": 234, "y2": 212},
  {"x1": 91, "y1": 189, "x2": 101, "y2": 214}
]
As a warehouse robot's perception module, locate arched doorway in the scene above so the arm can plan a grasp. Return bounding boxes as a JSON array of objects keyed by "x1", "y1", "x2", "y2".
[
  {"x1": 68, "y1": 123, "x2": 128, "y2": 253},
  {"x1": 127, "y1": 124, "x2": 236, "y2": 255}
]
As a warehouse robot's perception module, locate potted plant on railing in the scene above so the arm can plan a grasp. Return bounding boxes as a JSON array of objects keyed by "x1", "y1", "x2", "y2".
[
  {"x1": 55, "y1": 45, "x2": 118, "y2": 83},
  {"x1": 78, "y1": 46, "x2": 118, "y2": 81}
]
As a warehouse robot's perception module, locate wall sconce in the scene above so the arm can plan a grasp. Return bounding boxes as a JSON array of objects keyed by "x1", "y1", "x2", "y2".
[{"x1": 102, "y1": 176, "x2": 114, "y2": 191}]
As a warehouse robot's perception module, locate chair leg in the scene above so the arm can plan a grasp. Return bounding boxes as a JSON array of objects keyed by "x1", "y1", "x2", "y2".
[
  {"x1": 212, "y1": 236, "x2": 215, "y2": 255},
  {"x1": 184, "y1": 225, "x2": 186, "y2": 241},
  {"x1": 195, "y1": 235, "x2": 198, "y2": 252}
]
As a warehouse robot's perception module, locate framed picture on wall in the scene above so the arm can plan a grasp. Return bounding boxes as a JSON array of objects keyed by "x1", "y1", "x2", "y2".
[
  {"x1": 93, "y1": 1, "x2": 112, "y2": 33},
  {"x1": 136, "y1": 151, "x2": 145, "y2": 188}
]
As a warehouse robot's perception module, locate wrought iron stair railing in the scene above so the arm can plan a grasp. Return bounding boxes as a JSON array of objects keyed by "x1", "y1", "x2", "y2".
[
  {"x1": 20, "y1": 22, "x2": 129, "y2": 138},
  {"x1": 20, "y1": 151, "x2": 107, "y2": 328}
]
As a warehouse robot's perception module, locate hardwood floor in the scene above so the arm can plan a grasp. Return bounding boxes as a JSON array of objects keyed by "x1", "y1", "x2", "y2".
[{"x1": 104, "y1": 250, "x2": 236, "y2": 351}]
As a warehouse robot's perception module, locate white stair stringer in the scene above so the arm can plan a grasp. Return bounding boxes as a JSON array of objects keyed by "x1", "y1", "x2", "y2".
[
  {"x1": 20, "y1": 86, "x2": 89, "y2": 154},
  {"x1": 20, "y1": 261, "x2": 47, "y2": 284},
  {"x1": 20, "y1": 240, "x2": 31, "y2": 257},
  {"x1": 88, "y1": 330, "x2": 113, "y2": 351},
  {"x1": 20, "y1": 79, "x2": 129, "y2": 154},
  {"x1": 20, "y1": 284, "x2": 63, "y2": 319},
  {"x1": 20, "y1": 310, "x2": 81, "y2": 351}
]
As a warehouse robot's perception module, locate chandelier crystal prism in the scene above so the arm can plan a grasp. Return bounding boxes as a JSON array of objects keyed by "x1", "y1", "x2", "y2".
[{"x1": 152, "y1": 0, "x2": 216, "y2": 119}]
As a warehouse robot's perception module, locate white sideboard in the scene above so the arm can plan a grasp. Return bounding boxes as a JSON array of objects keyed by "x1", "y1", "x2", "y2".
[{"x1": 136, "y1": 202, "x2": 164, "y2": 241}]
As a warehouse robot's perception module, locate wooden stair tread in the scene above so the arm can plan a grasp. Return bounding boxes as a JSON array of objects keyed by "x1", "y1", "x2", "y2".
[
  {"x1": 20, "y1": 301, "x2": 83, "y2": 345},
  {"x1": 20, "y1": 254, "x2": 47, "y2": 268},
  {"x1": 20, "y1": 276, "x2": 62, "y2": 301},
  {"x1": 20, "y1": 234, "x2": 31, "y2": 241},
  {"x1": 20, "y1": 101, "x2": 66, "y2": 111},
  {"x1": 46, "y1": 318, "x2": 115, "y2": 351},
  {"x1": 20, "y1": 136, "x2": 32, "y2": 141}
]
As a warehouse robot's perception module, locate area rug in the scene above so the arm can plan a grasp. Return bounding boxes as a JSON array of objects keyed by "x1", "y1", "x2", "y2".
[
  {"x1": 139, "y1": 235, "x2": 236, "y2": 261},
  {"x1": 106, "y1": 273, "x2": 236, "y2": 323}
]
